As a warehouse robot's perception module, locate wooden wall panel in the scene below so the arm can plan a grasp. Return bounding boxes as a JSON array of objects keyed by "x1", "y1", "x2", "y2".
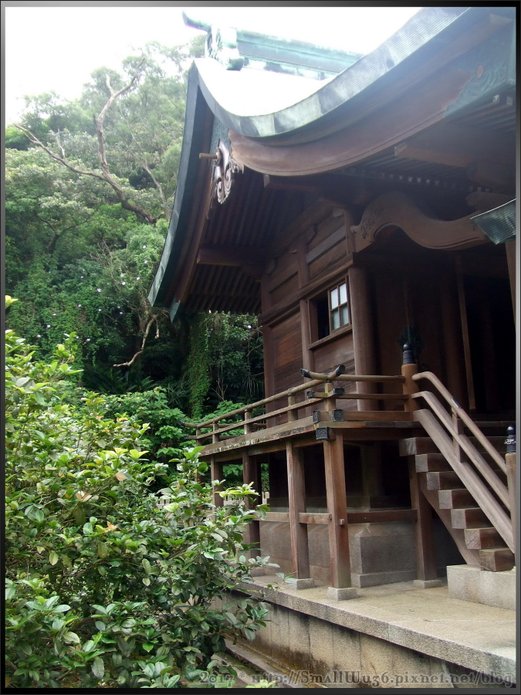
[
  {"x1": 307, "y1": 215, "x2": 347, "y2": 281},
  {"x1": 269, "y1": 271, "x2": 299, "y2": 306},
  {"x1": 271, "y1": 313, "x2": 303, "y2": 394},
  {"x1": 312, "y1": 334, "x2": 355, "y2": 377}
]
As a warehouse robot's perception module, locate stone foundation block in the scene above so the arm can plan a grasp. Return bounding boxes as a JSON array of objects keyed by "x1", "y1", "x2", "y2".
[{"x1": 447, "y1": 564, "x2": 516, "y2": 610}]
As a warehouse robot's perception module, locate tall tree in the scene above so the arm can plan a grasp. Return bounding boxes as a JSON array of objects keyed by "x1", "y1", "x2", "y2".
[
  {"x1": 6, "y1": 35, "x2": 264, "y2": 414},
  {"x1": 7, "y1": 42, "x2": 196, "y2": 376}
]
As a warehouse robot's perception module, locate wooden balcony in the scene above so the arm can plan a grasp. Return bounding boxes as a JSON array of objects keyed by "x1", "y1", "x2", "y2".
[
  {"x1": 193, "y1": 365, "x2": 414, "y2": 457},
  {"x1": 189, "y1": 354, "x2": 515, "y2": 591}
]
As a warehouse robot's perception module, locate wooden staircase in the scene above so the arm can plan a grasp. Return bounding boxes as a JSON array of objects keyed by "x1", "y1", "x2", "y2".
[{"x1": 400, "y1": 431, "x2": 515, "y2": 572}]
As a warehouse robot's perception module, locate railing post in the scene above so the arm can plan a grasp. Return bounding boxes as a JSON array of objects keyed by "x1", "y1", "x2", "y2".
[
  {"x1": 401, "y1": 343, "x2": 418, "y2": 412},
  {"x1": 244, "y1": 409, "x2": 252, "y2": 434},
  {"x1": 324, "y1": 381, "x2": 336, "y2": 416},
  {"x1": 451, "y1": 407, "x2": 464, "y2": 465},
  {"x1": 505, "y1": 425, "x2": 517, "y2": 558},
  {"x1": 288, "y1": 393, "x2": 298, "y2": 422},
  {"x1": 212, "y1": 421, "x2": 219, "y2": 444}
]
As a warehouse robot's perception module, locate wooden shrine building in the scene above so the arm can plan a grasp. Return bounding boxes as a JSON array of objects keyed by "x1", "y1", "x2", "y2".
[{"x1": 150, "y1": 4, "x2": 517, "y2": 640}]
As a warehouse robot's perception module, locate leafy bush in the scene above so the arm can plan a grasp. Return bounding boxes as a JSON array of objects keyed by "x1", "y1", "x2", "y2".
[
  {"x1": 102, "y1": 386, "x2": 194, "y2": 466},
  {"x1": 5, "y1": 303, "x2": 270, "y2": 688}
]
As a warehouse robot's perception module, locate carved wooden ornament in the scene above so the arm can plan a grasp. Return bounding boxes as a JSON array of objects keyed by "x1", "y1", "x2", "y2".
[
  {"x1": 350, "y1": 191, "x2": 487, "y2": 252},
  {"x1": 213, "y1": 140, "x2": 244, "y2": 204}
]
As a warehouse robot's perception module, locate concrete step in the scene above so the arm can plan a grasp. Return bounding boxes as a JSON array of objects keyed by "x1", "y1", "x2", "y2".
[
  {"x1": 425, "y1": 471, "x2": 461, "y2": 490},
  {"x1": 464, "y1": 527, "x2": 504, "y2": 550},
  {"x1": 438, "y1": 488, "x2": 475, "y2": 509},
  {"x1": 479, "y1": 548, "x2": 515, "y2": 572},
  {"x1": 451, "y1": 507, "x2": 488, "y2": 529},
  {"x1": 415, "y1": 453, "x2": 451, "y2": 473}
]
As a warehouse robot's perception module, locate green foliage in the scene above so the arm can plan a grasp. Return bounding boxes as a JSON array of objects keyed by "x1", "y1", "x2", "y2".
[
  {"x1": 5, "y1": 320, "x2": 270, "y2": 688},
  {"x1": 5, "y1": 38, "x2": 265, "y2": 412},
  {"x1": 186, "y1": 313, "x2": 211, "y2": 419},
  {"x1": 184, "y1": 312, "x2": 264, "y2": 417},
  {"x1": 103, "y1": 387, "x2": 194, "y2": 465}
]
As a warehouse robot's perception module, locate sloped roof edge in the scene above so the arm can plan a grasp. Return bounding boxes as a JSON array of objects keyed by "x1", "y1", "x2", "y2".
[
  {"x1": 194, "y1": 6, "x2": 474, "y2": 142},
  {"x1": 148, "y1": 4, "x2": 516, "y2": 314},
  {"x1": 148, "y1": 65, "x2": 212, "y2": 312}
]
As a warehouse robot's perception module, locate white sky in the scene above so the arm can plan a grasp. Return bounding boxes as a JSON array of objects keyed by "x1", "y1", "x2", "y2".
[{"x1": 3, "y1": 4, "x2": 421, "y2": 124}]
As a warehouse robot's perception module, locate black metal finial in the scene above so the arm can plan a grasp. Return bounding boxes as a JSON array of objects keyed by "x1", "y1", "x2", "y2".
[
  {"x1": 402, "y1": 343, "x2": 415, "y2": 365},
  {"x1": 505, "y1": 425, "x2": 516, "y2": 454}
]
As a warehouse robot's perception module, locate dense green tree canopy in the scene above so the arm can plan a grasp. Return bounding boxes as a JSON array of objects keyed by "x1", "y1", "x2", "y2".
[{"x1": 5, "y1": 35, "x2": 264, "y2": 416}]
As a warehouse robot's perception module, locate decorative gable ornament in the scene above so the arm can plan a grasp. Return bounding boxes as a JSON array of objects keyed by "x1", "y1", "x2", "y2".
[
  {"x1": 206, "y1": 25, "x2": 245, "y2": 71},
  {"x1": 200, "y1": 141, "x2": 244, "y2": 205}
]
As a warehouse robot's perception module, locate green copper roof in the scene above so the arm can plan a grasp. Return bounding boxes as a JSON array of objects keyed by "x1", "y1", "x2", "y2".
[
  {"x1": 471, "y1": 200, "x2": 517, "y2": 245},
  {"x1": 183, "y1": 11, "x2": 361, "y2": 77}
]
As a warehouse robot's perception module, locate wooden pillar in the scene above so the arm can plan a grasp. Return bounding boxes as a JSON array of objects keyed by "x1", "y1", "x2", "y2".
[
  {"x1": 455, "y1": 257, "x2": 476, "y2": 411},
  {"x1": 440, "y1": 274, "x2": 467, "y2": 407},
  {"x1": 505, "y1": 426, "x2": 516, "y2": 559},
  {"x1": 323, "y1": 433, "x2": 352, "y2": 589},
  {"x1": 349, "y1": 266, "x2": 377, "y2": 411},
  {"x1": 402, "y1": 345, "x2": 440, "y2": 586},
  {"x1": 401, "y1": 343, "x2": 418, "y2": 412},
  {"x1": 286, "y1": 442, "x2": 310, "y2": 579},
  {"x1": 300, "y1": 299, "x2": 314, "y2": 372},
  {"x1": 408, "y1": 458, "x2": 438, "y2": 582},
  {"x1": 243, "y1": 452, "x2": 260, "y2": 557},
  {"x1": 210, "y1": 457, "x2": 223, "y2": 507},
  {"x1": 505, "y1": 239, "x2": 516, "y2": 323}
]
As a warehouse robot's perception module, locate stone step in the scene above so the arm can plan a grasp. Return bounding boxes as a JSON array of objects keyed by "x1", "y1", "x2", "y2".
[
  {"x1": 400, "y1": 435, "x2": 506, "y2": 457},
  {"x1": 425, "y1": 471, "x2": 461, "y2": 490},
  {"x1": 451, "y1": 507, "x2": 488, "y2": 529},
  {"x1": 415, "y1": 453, "x2": 451, "y2": 473},
  {"x1": 438, "y1": 488, "x2": 475, "y2": 509},
  {"x1": 479, "y1": 548, "x2": 515, "y2": 572},
  {"x1": 400, "y1": 437, "x2": 439, "y2": 456},
  {"x1": 464, "y1": 527, "x2": 504, "y2": 550}
]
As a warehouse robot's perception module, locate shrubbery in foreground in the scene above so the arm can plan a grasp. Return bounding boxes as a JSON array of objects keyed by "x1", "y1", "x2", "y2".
[{"x1": 5, "y1": 298, "x2": 270, "y2": 688}]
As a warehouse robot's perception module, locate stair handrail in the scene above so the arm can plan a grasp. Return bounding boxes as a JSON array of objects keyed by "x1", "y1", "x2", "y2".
[
  {"x1": 412, "y1": 370, "x2": 506, "y2": 473},
  {"x1": 410, "y1": 369, "x2": 514, "y2": 551}
]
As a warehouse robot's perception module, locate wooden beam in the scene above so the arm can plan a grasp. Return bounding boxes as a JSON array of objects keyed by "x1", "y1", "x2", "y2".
[
  {"x1": 351, "y1": 191, "x2": 488, "y2": 253},
  {"x1": 394, "y1": 122, "x2": 514, "y2": 169},
  {"x1": 408, "y1": 458, "x2": 438, "y2": 581},
  {"x1": 323, "y1": 433, "x2": 352, "y2": 588},
  {"x1": 466, "y1": 160, "x2": 515, "y2": 191},
  {"x1": 286, "y1": 442, "x2": 311, "y2": 579},
  {"x1": 298, "y1": 509, "x2": 417, "y2": 524},
  {"x1": 197, "y1": 245, "x2": 265, "y2": 277},
  {"x1": 263, "y1": 174, "x2": 320, "y2": 194},
  {"x1": 211, "y1": 457, "x2": 223, "y2": 508},
  {"x1": 262, "y1": 511, "x2": 289, "y2": 523}
]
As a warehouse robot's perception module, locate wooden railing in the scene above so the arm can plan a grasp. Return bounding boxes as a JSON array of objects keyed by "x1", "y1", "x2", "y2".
[
  {"x1": 194, "y1": 365, "x2": 407, "y2": 446},
  {"x1": 411, "y1": 370, "x2": 515, "y2": 552}
]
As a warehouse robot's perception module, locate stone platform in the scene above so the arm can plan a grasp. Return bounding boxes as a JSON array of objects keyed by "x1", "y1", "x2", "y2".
[{"x1": 232, "y1": 574, "x2": 517, "y2": 688}]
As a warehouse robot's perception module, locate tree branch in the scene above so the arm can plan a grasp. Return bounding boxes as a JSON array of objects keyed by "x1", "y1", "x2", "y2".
[
  {"x1": 15, "y1": 125, "x2": 107, "y2": 183},
  {"x1": 15, "y1": 60, "x2": 158, "y2": 226},
  {"x1": 113, "y1": 315, "x2": 157, "y2": 368},
  {"x1": 143, "y1": 160, "x2": 169, "y2": 218}
]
